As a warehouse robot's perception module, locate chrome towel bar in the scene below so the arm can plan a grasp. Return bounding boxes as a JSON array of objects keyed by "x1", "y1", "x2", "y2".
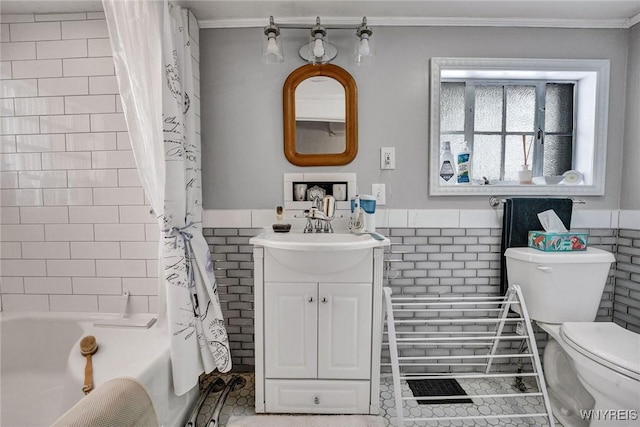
[{"x1": 489, "y1": 196, "x2": 586, "y2": 208}]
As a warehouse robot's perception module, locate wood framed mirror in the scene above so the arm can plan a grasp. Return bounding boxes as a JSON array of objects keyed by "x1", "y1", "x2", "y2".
[{"x1": 283, "y1": 64, "x2": 358, "y2": 166}]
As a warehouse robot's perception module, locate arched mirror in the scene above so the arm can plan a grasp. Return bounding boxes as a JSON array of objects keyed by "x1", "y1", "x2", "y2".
[{"x1": 284, "y1": 64, "x2": 357, "y2": 166}]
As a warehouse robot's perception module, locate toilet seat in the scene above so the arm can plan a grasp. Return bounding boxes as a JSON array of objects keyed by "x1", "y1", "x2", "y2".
[{"x1": 560, "y1": 322, "x2": 640, "y2": 381}]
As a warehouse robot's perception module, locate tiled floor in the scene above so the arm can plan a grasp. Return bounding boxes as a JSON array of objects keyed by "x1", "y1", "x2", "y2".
[
  {"x1": 195, "y1": 373, "x2": 562, "y2": 427},
  {"x1": 378, "y1": 376, "x2": 562, "y2": 427}
]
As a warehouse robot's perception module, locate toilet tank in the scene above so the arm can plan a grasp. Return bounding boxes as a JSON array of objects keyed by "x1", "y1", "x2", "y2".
[{"x1": 504, "y1": 247, "x2": 615, "y2": 323}]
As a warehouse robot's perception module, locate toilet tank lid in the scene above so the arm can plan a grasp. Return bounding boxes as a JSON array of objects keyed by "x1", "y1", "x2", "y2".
[
  {"x1": 504, "y1": 247, "x2": 615, "y2": 264},
  {"x1": 561, "y1": 322, "x2": 640, "y2": 377}
]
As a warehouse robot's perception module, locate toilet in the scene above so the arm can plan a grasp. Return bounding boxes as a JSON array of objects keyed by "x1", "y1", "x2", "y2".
[{"x1": 505, "y1": 247, "x2": 640, "y2": 427}]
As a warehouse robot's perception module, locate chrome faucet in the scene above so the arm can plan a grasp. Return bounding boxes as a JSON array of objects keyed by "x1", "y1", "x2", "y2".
[
  {"x1": 311, "y1": 194, "x2": 323, "y2": 210},
  {"x1": 304, "y1": 195, "x2": 336, "y2": 233}
]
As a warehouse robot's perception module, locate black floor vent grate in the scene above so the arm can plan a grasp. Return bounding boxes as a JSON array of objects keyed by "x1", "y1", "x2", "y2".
[{"x1": 407, "y1": 378, "x2": 473, "y2": 405}]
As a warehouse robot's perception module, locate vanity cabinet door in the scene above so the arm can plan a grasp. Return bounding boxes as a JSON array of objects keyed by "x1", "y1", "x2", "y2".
[
  {"x1": 264, "y1": 282, "x2": 317, "y2": 378},
  {"x1": 318, "y1": 282, "x2": 372, "y2": 379}
]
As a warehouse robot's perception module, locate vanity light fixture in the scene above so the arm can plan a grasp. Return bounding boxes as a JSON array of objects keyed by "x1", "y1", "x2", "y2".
[
  {"x1": 262, "y1": 16, "x2": 284, "y2": 64},
  {"x1": 355, "y1": 17, "x2": 373, "y2": 64},
  {"x1": 263, "y1": 16, "x2": 374, "y2": 65},
  {"x1": 299, "y1": 17, "x2": 337, "y2": 64}
]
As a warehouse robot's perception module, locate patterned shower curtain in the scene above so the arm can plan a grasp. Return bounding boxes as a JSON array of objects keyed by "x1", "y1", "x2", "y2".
[{"x1": 103, "y1": 0, "x2": 231, "y2": 396}]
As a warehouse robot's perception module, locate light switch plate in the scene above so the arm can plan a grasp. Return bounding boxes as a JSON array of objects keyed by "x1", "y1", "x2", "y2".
[{"x1": 372, "y1": 183, "x2": 386, "y2": 205}]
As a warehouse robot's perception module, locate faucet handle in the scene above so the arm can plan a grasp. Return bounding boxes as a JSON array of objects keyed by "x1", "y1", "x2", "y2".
[{"x1": 322, "y1": 195, "x2": 336, "y2": 219}]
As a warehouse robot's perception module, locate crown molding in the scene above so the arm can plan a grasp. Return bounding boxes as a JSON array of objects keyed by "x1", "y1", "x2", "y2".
[
  {"x1": 198, "y1": 17, "x2": 365, "y2": 29},
  {"x1": 198, "y1": 16, "x2": 632, "y2": 30},
  {"x1": 626, "y1": 12, "x2": 640, "y2": 28}
]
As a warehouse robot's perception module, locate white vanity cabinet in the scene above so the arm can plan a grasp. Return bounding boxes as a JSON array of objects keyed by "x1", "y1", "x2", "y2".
[
  {"x1": 264, "y1": 281, "x2": 372, "y2": 380},
  {"x1": 250, "y1": 232, "x2": 388, "y2": 415}
]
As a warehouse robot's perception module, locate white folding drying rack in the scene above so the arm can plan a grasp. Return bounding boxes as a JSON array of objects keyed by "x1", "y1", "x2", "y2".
[{"x1": 382, "y1": 285, "x2": 555, "y2": 426}]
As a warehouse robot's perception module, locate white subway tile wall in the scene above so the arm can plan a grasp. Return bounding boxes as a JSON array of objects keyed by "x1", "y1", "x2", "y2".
[
  {"x1": 1, "y1": 24, "x2": 10, "y2": 41},
  {"x1": 1, "y1": 43, "x2": 37, "y2": 61},
  {"x1": 36, "y1": 39, "x2": 88, "y2": 59},
  {"x1": 1, "y1": 173, "x2": 18, "y2": 189},
  {"x1": 0, "y1": 62, "x2": 12, "y2": 79},
  {"x1": 10, "y1": 22, "x2": 61, "y2": 42},
  {"x1": 0, "y1": 136, "x2": 16, "y2": 152},
  {"x1": 0, "y1": 12, "x2": 201, "y2": 312},
  {"x1": 34, "y1": 13, "x2": 87, "y2": 22},
  {"x1": 12, "y1": 59, "x2": 63, "y2": 78},
  {"x1": 19, "y1": 170, "x2": 67, "y2": 188}
]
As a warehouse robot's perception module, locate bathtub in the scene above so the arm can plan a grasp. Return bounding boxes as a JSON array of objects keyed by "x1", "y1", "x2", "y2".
[{"x1": 0, "y1": 312, "x2": 198, "y2": 427}]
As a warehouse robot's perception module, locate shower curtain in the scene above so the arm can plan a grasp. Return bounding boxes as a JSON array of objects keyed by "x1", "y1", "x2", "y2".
[{"x1": 103, "y1": 0, "x2": 231, "y2": 396}]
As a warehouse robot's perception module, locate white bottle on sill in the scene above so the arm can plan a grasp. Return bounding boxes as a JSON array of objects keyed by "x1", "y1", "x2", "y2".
[{"x1": 439, "y1": 141, "x2": 456, "y2": 186}]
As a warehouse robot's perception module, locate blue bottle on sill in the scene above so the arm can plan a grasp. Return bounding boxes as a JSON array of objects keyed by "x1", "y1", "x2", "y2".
[{"x1": 456, "y1": 142, "x2": 472, "y2": 185}]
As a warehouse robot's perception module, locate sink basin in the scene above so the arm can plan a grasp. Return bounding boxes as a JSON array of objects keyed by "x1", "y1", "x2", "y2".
[
  {"x1": 250, "y1": 231, "x2": 390, "y2": 276},
  {"x1": 249, "y1": 231, "x2": 390, "y2": 251}
]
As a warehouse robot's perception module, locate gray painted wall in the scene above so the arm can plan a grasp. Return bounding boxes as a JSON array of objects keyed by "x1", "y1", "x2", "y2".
[
  {"x1": 200, "y1": 26, "x2": 630, "y2": 210},
  {"x1": 622, "y1": 24, "x2": 640, "y2": 210}
]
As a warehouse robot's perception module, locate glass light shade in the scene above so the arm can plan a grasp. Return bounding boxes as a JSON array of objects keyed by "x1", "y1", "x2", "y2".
[
  {"x1": 354, "y1": 33, "x2": 374, "y2": 64},
  {"x1": 313, "y1": 37, "x2": 325, "y2": 58},
  {"x1": 262, "y1": 31, "x2": 284, "y2": 64},
  {"x1": 299, "y1": 35, "x2": 337, "y2": 64},
  {"x1": 358, "y1": 37, "x2": 370, "y2": 56}
]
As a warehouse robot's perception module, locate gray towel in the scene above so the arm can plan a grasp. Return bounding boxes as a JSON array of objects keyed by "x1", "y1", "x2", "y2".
[{"x1": 500, "y1": 198, "x2": 573, "y2": 294}]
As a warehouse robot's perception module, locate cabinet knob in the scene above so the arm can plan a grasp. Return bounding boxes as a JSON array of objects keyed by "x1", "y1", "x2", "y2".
[
  {"x1": 321, "y1": 297, "x2": 327, "y2": 303},
  {"x1": 314, "y1": 396, "x2": 320, "y2": 405},
  {"x1": 308, "y1": 297, "x2": 314, "y2": 303}
]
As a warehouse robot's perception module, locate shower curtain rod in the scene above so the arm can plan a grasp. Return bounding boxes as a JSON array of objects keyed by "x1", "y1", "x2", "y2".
[{"x1": 489, "y1": 196, "x2": 586, "y2": 207}]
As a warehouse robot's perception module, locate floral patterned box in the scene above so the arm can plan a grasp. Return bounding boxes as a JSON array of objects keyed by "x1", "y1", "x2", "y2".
[{"x1": 528, "y1": 231, "x2": 588, "y2": 252}]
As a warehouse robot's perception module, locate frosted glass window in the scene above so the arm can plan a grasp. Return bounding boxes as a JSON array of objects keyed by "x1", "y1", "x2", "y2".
[
  {"x1": 506, "y1": 85, "x2": 536, "y2": 132},
  {"x1": 473, "y1": 135, "x2": 502, "y2": 181},
  {"x1": 440, "y1": 79, "x2": 575, "y2": 183},
  {"x1": 504, "y1": 135, "x2": 530, "y2": 181},
  {"x1": 474, "y1": 86, "x2": 503, "y2": 132},
  {"x1": 546, "y1": 84, "x2": 574, "y2": 133},
  {"x1": 441, "y1": 134, "x2": 466, "y2": 156},
  {"x1": 543, "y1": 135, "x2": 573, "y2": 176},
  {"x1": 440, "y1": 83, "x2": 465, "y2": 132}
]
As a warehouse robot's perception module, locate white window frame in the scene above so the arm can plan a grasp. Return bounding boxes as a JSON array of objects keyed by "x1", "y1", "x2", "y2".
[{"x1": 429, "y1": 57, "x2": 610, "y2": 196}]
